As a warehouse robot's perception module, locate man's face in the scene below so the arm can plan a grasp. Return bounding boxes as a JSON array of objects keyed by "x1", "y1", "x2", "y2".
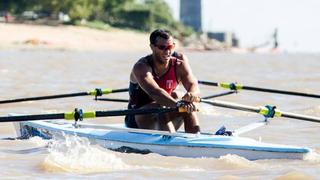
[{"x1": 151, "y1": 37, "x2": 175, "y2": 64}]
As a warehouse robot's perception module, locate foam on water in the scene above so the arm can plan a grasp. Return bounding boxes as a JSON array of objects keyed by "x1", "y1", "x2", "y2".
[
  {"x1": 0, "y1": 69, "x2": 9, "y2": 73},
  {"x1": 217, "y1": 154, "x2": 259, "y2": 169},
  {"x1": 305, "y1": 105, "x2": 320, "y2": 117},
  {"x1": 114, "y1": 152, "x2": 207, "y2": 172},
  {"x1": 304, "y1": 149, "x2": 320, "y2": 163},
  {"x1": 29, "y1": 136, "x2": 50, "y2": 147},
  {"x1": 274, "y1": 171, "x2": 316, "y2": 180},
  {"x1": 41, "y1": 134, "x2": 128, "y2": 173},
  {"x1": 122, "y1": 154, "x2": 260, "y2": 173}
]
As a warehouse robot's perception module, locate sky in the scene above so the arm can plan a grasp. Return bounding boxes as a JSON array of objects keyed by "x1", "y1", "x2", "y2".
[{"x1": 164, "y1": 0, "x2": 320, "y2": 53}]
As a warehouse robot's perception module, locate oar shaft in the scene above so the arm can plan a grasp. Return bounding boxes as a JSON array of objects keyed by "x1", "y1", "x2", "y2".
[
  {"x1": 0, "y1": 88, "x2": 129, "y2": 104},
  {"x1": 95, "y1": 107, "x2": 179, "y2": 117},
  {"x1": 243, "y1": 86, "x2": 320, "y2": 98},
  {"x1": 110, "y1": 88, "x2": 129, "y2": 93},
  {"x1": 0, "y1": 113, "x2": 65, "y2": 122},
  {"x1": 201, "y1": 99, "x2": 260, "y2": 114},
  {"x1": 198, "y1": 80, "x2": 320, "y2": 98},
  {"x1": 281, "y1": 111, "x2": 320, "y2": 123},
  {"x1": 200, "y1": 99, "x2": 320, "y2": 123},
  {"x1": 0, "y1": 92, "x2": 88, "y2": 104},
  {"x1": 198, "y1": 80, "x2": 218, "y2": 86},
  {"x1": 201, "y1": 91, "x2": 236, "y2": 99},
  {"x1": 0, "y1": 107, "x2": 179, "y2": 122},
  {"x1": 96, "y1": 90, "x2": 236, "y2": 103},
  {"x1": 96, "y1": 98, "x2": 128, "y2": 103}
]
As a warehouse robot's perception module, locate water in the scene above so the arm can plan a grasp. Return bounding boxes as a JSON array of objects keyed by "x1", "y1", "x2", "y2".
[{"x1": 0, "y1": 49, "x2": 320, "y2": 179}]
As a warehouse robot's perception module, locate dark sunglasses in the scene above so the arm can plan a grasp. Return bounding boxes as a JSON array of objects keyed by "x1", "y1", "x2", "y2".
[{"x1": 154, "y1": 43, "x2": 175, "y2": 51}]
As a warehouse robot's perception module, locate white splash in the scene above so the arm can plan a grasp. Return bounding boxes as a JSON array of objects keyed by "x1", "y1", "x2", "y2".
[
  {"x1": 0, "y1": 69, "x2": 9, "y2": 73},
  {"x1": 304, "y1": 149, "x2": 320, "y2": 163},
  {"x1": 218, "y1": 154, "x2": 259, "y2": 169},
  {"x1": 29, "y1": 136, "x2": 50, "y2": 147},
  {"x1": 42, "y1": 134, "x2": 128, "y2": 173}
]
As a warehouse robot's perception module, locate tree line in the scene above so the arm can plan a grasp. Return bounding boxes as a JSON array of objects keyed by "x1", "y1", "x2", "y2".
[{"x1": 0, "y1": 0, "x2": 194, "y2": 39}]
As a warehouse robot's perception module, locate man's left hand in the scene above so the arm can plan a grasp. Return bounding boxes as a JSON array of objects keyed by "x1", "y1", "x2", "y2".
[{"x1": 182, "y1": 92, "x2": 199, "y2": 102}]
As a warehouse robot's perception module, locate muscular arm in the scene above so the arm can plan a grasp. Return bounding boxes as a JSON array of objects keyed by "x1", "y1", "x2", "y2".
[
  {"x1": 176, "y1": 55, "x2": 200, "y2": 97},
  {"x1": 131, "y1": 60, "x2": 177, "y2": 107}
]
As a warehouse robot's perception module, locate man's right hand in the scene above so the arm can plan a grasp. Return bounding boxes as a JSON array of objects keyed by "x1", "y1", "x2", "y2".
[{"x1": 176, "y1": 100, "x2": 198, "y2": 113}]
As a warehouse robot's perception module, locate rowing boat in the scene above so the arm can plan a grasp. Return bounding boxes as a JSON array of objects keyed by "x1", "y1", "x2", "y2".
[
  {"x1": 2, "y1": 82, "x2": 318, "y2": 160},
  {"x1": 14, "y1": 119, "x2": 311, "y2": 160}
]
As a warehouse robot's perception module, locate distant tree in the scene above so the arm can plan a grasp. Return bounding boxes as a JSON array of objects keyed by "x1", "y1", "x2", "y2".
[
  {"x1": 3, "y1": 0, "x2": 194, "y2": 38},
  {"x1": 1, "y1": 0, "x2": 37, "y2": 13},
  {"x1": 65, "y1": 0, "x2": 93, "y2": 21},
  {"x1": 145, "y1": 0, "x2": 174, "y2": 28}
]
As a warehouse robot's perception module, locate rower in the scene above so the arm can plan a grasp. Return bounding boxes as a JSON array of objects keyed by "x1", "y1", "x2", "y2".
[{"x1": 125, "y1": 29, "x2": 200, "y2": 133}]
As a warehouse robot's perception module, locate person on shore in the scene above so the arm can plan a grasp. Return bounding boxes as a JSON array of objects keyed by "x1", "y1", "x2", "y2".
[
  {"x1": 4, "y1": 11, "x2": 10, "y2": 23},
  {"x1": 125, "y1": 29, "x2": 200, "y2": 133}
]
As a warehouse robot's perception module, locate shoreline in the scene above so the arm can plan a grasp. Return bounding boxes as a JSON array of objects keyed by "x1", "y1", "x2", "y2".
[
  {"x1": 1, "y1": 23, "x2": 311, "y2": 54},
  {"x1": 1, "y1": 23, "x2": 152, "y2": 52}
]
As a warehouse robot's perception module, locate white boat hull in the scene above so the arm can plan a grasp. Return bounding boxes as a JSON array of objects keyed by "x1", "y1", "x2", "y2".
[{"x1": 15, "y1": 120, "x2": 311, "y2": 160}]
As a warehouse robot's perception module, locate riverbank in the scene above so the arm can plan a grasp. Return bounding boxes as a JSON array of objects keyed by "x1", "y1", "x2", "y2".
[
  {"x1": 0, "y1": 22, "x2": 287, "y2": 58},
  {"x1": 0, "y1": 23, "x2": 152, "y2": 52}
]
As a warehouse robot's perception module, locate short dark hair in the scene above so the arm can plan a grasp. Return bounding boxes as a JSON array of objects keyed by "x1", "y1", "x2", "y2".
[{"x1": 149, "y1": 29, "x2": 172, "y2": 45}]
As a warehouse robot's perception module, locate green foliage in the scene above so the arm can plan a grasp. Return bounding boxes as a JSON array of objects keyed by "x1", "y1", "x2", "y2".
[
  {"x1": 146, "y1": 0, "x2": 174, "y2": 26},
  {"x1": 75, "y1": 20, "x2": 111, "y2": 31},
  {"x1": 66, "y1": 0, "x2": 92, "y2": 21},
  {"x1": 3, "y1": 0, "x2": 194, "y2": 38},
  {"x1": 112, "y1": 9, "x2": 151, "y2": 31},
  {"x1": 1, "y1": 0, "x2": 37, "y2": 13}
]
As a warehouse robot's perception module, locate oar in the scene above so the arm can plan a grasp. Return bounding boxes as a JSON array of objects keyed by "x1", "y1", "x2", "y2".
[
  {"x1": 96, "y1": 98, "x2": 129, "y2": 103},
  {"x1": 198, "y1": 80, "x2": 320, "y2": 98},
  {"x1": 95, "y1": 91, "x2": 236, "y2": 103},
  {"x1": 201, "y1": 90, "x2": 236, "y2": 99},
  {"x1": 0, "y1": 107, "x2": 183, "y2": 123},
  {"x1": 0, "y1": 88, "x2": 128, "y2": 104},
  {"x1": 199, "y1": 99, "x2": 320, "y2": 123}
]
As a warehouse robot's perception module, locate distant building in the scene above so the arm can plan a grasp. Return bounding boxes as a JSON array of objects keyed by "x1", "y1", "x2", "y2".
[
  {"x1": 207, "y1": 32, "x2": 239, "y2": 47},
  {"x1": 180, "y1": 0, "x2": 202, "y2": 32}
]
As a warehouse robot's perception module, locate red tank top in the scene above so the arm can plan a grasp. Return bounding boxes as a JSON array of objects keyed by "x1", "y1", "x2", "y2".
[
  {"x1": 128, "y1": 56, "x2": 178, "y2": 109},
  {"x1": 151, "y1": 57, "x2": 178, "y2": 95}
]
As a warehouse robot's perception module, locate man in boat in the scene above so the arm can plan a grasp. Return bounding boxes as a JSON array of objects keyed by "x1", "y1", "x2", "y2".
[{"x1": 125, "y1": 29, "x2": 200, "y2": 133}]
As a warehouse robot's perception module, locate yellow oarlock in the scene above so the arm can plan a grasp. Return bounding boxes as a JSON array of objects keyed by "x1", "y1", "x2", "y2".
[
  {"x1": 64, "y1": 111, "x2": 96, "y2": 120},
  {"x1": 219, "y1": 82, "x2": 243, "y2": 90},
  {"x1": 258, "y1": 106, "x2": 282, "y2": 117},
  {"x1": 88, "y1": 88, "x2": 113, "y2": 96}
]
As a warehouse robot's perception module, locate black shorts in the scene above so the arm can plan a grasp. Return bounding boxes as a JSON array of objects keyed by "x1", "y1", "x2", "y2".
[{"x1": 125, "y1": 114, "x2": 138, "y2": 128}]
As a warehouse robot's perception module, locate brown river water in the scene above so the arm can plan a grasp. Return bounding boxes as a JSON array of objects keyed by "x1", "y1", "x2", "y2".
[{"x1": 0, "y1": 49, "x2": 320, "y2": 179}]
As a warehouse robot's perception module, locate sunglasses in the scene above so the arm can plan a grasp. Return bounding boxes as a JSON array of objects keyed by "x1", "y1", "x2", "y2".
[{"x1": 154, "y1": 43, "x2": 175, "y2": 51}]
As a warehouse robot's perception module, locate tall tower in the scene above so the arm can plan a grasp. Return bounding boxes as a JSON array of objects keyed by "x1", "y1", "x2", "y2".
[{"x1": 180, "y1": 0, "x2": 202, "y2": 32}]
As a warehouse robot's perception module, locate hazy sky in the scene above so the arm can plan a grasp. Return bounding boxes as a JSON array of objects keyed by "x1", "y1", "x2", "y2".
[{"x1": 164, "y1": 0, "x2": 320, "y2": 53}]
